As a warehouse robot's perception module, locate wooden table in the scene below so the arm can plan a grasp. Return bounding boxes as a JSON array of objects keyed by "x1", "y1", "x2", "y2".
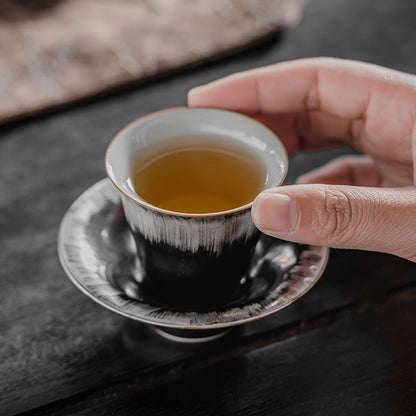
[{"x1": 2, "y1": 0, "x2": 416, "y2": 414}]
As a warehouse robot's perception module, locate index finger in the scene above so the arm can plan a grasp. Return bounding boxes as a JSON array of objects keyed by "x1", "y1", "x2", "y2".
[{"x1": 188, "y1": 57, "x2": 416, "y2": 146}]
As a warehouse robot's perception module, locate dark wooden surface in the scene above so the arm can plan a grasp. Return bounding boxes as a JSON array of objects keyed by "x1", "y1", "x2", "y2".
[
  {"x1": 34, "y1": 296, "x2": 416, "y2": 416},
  {"x1": 1, "y1": 0, "x2": 416, "y2": 415}
]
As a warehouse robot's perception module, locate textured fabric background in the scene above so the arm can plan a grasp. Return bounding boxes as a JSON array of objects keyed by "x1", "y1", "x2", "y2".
[{"x1": 0, "y1": 0, "x2": 304, "y2": 125}]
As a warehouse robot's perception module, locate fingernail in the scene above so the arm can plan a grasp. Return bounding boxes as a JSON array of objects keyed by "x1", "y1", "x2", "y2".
[
  {"x1": 252, "y1": 193, "x2": 297, "y2": 233},
  {"x1": 187, "y1": 88, "x2": 197, "y2": 98},
  {"x1": 295, "y1": 174, "x2": 307, "y2": 184},
  {"x1": 187, "y1": 86, "x2": 204, "y2": 103}
]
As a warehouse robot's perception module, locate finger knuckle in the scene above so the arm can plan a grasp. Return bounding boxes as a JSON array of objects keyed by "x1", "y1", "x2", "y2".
[{"x1": 316, "y1": 188, "x2": 356, "y2": 244}]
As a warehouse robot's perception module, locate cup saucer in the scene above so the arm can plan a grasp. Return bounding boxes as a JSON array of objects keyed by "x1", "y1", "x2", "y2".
[{"x1": 58, "y1": 179, "x2": 329, "y2": 343}]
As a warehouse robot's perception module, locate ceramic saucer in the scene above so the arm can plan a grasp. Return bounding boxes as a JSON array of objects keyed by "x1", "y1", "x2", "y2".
[{"x1": 58, "y1": 179, "x2": 329, "y2": 342}]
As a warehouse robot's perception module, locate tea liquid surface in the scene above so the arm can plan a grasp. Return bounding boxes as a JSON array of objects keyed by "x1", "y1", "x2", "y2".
[{"x1": 130, "y1": 134, "x2": 266, "y2": 214}]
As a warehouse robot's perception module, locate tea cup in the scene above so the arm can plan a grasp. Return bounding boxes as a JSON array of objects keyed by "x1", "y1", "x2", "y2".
[{"x1": 105, "y1": 107, "x2": 288, "y2": 309}]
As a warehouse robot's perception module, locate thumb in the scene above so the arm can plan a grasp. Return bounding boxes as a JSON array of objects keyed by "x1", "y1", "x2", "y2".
[{"x1": 251, "y1": 184, "x2": 416, "y2": 262}]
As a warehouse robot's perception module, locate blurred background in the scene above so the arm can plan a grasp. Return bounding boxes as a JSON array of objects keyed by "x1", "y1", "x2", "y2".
[{"x1": 0, "y1": 0, "x2": 303, "y2": 125}]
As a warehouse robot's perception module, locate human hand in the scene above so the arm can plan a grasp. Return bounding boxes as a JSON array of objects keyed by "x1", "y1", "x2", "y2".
[{"x1": 188, "y1": 58, "x2": 416, "y2": 262}]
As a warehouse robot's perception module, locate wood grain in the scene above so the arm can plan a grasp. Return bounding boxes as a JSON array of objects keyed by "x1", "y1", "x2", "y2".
[{"x1": 25, "y1": 295, "x2": 416, "y2": 415}]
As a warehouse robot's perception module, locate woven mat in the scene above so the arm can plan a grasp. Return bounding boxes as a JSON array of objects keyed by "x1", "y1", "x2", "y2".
[{"x1": 0, "y1": 0, "x2": 304, "y2": 125}]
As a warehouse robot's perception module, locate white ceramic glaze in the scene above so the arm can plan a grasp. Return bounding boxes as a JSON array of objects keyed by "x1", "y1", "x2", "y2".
[{"x1": 105, "y1": 107, "x2": 288, "y2": 217}]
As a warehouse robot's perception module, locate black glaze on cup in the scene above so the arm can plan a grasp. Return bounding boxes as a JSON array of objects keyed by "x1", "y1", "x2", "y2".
[
  {"x1": 105, "y1": 108, "x2": 288, "y2": 311},
  {"x1": 122, "y1": 197, "x2": 259, "y2": 309}
]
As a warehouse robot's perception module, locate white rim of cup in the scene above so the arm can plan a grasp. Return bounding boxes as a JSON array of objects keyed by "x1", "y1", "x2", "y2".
[{"x1": 105, "y1": 107, "x2": 288, "y2": 218}]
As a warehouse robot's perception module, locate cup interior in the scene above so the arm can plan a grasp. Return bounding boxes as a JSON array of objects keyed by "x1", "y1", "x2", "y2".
[{"x1": 105, "y1": 107, "x2": 288, "y2": 216}]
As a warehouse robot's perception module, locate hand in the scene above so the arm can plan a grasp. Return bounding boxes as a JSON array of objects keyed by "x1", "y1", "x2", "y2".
[{"x1": 188, "y1": 57, "x2": 416, "y2": 262}]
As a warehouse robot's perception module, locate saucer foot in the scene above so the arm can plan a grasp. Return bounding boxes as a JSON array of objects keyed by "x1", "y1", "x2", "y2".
[{"x1": 151, "y1": 326, "x2": 231, "y2": 343}]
